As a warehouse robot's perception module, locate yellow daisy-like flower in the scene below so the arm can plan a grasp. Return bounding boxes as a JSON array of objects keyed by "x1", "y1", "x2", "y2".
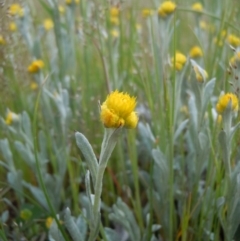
[
  {"x1": 189, "y1": 46, "x2": 203, "y2": 58},
  {"x1": 227, "y1": 34, "x2": 240, "y2": 47},
  {"x1": 45, "y1": 217, "x2": 54, "y2": 229},
  {"x1": 216, "y1": 93, "x2": 239, "y2": 114},
  {"x1": 44, "y1": 19, "x2": 54, "y2": 31},
  {"x1": 20, "y1": 209, "x2": 32, "y2": 221},
  {"x1": 28, "y1": 60, "x2": 44, "y2": 73},
  {"x1": 142, "y1": 8, "x2": 153, "y2": 18},
  {"x1": 9, "y1": 22, "x2": 17, "y2": 31},
  {"x1": 172, "y1": 52, "x2": 187, "y2": 71},
  {"x1": 0, "y1": 35, "x2": 6, "y2": 45},
  {"x1": 101, "y1": 90, "x2": 138, "y2": 128},
  {"x1": 192, "y1": 2, "x2": 203, "y2": 12},
  {"x1": 158, "y1": 1, "x2": 176, "y2": 18},
  {"x1": 8, "y1": 4, "x2": 24, "y2": 17}
]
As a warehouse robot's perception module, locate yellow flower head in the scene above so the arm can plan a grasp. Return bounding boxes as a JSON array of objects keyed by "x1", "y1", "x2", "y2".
[
  {"x1": 58, "y1": 5, "x2": 65, "y2": 14},
  {"x1": 5, "y1": 111, "x2": 19, "y2": 125},
  {"x1": 110, "y1": 16, "x2": 119, "y2": 25},
  {"x1": 193, "y1": 66, "x2": 208, "y2": 82},
  {"x1": 0, "y1": 35, "x2": 6, "y2": 45},
  {"x1": 192, "y1": 2, "x2": 203, "y2": 12},
  {"x1": 227, "y1": 34, "x2": 240, "y2": 47},
  {"x1": 216, "y1": 93, "x2": 239, "y2": 114},
  {"x1": 101, "y1": 90, "x2": 138, "y2": 128},
  {"x1": 111, "y1": 29, "x2": 119, "y2": 38},
  {"x1": 189, "y1": 46, "x2": 203, "y2": 58},
  {"x1": 30, "y1": 81, "x2": 38, "y2": 90},
  {"x1": 158, "y1": 1, "x2": 176, "y2": 18},
  {"x1": 110, "y1": 7, "x2": 119, "y2": 18},
  {"x1": 9, "y1": 22, "x2": 17, "y2": 31},
  {"x1": 20, "y1": 209, "x2": 32, "y2": 221},
  {"x1": 8, "y1": 4, "x2": 24, "y2": 17},
  {"x1": 28, "y1": 60, "x2": 44, "y2": 73},
  {"x1": 46, "y1": 217, "x2": 54, "y2": 229},
  {"x1": 172, "y1": 52, "x2": 187, "y2": 71},
  {"x1": 142, "y1": 8, "x2": 153, "y2": 18},
  {"x1": 44, "y1": 19, "x2": 54, "y2": 31}
]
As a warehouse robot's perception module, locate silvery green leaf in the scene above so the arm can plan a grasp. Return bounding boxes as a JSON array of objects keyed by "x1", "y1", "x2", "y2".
[
  {"x1": 150, "y1": 235, "x2": 159, "y2": 241},
  {"x1": 75, "y1": 132, "x2": 98, "y2": 185},
  {"x1": 0, "y1": 211, "x2": 9, "y2": 223},
  {"x1": 217, "y1": 197, "x2": 225, "y2": 208},
  {"x1": 218, "y1": 130, "x2": 229, "y2": 166},
  {"x1": 22, "y1": 182, "x2": 49, "y2": 211},
  {"x1": 174, "y1": 119, "x2": 189, "y2": 142},
  {"x1": 22, "y1": 111, "x2": 33, "y2": 145},
  {"x1": 230, "y1": 122, "x2": 240, "y2": 140},
  {"x1": 152, "y1": 224, "x2": 161, "y2": 232},
  {"x1": 64, "y1": 207, "x2": 84, "y2": 241},
  {"x1": 188, "y1": 93, "x2": 198, "y2": 130},
  {"x1": 14, "y1": 141, "x2": 34, "y2": 168},
  {"x1": 109, "y1": 198, "x2": 140, "y2": 241},
  {"x1": 7, "y1": 171, "x2": 23, "y2": 202},
  {"x1": 202, "y1": 78, "x2": 216, "y2": 113},
  {"x1": 104, "y1": 228, "x2": 122, "y2": 241},
  {"x1": 38, "y1": 130, "x2": 47, "y2": 160},
  {"x1": 85, "y1": 171, "x2": 93, "y2": 220},
  {"x1": 0, "y1": 139, "x2": 15, "y2": 172},
  {"x1": 76, "y1": 210, "x2": 87, "y2": 241},
  {"x1": 198, "y1": 132, "x2": 208, "y2": 150},
  {"x1": 49, "y1": 220, "x2": 65, "y2": 241}
]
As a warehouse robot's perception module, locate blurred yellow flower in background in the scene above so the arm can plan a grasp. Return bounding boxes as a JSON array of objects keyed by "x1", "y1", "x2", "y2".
[
  {"x1": 66, "y1": 0, "x2": 80, "y2": 5},
  {"x1": 101, "y1": 90, "x2": 138, "y2": 128},
  {"x1": 44, "y1": 19, "x2": 54, "y2": 31},
  {"x1": 9, "y1": 22, "x2": 17, "y2": 31},
  {"x1": 28, "y1": 60, "x2": 44, "y2": 73},
  {"x1": 142, "y1": 8, "x2": 153, "y2": 18},
  {"x1": 193, "y1": 66, "x2": 208, "y2": 82},
  {"x1": 227, "y1": 34, "x2": 240, "y2": 47},
  {"x1": 0, "y1": 35, "x2": 6, "y2": 45},
  {"x1": 216, "y1": 93, "x2": 239, "y2": 114},
  {"x1": 189, "y1": 46, "x2": 203, "y2": 58},
  {"x1": 5, "y1": 111, "x2": 19, "y2": 125},
  {"x1": 172, "y1": 52, "x2": 187, "y2": 71},
  {"x1": 30, "y1": 82, "x2": 38, "y2": 90},
  {"x1": 192, "y1": 2, "x2": 203, "y2": 12},
  {"x1": 158, "y1": 1, "x2": 176, "y2": 18},
  {"x1": 45, "y1": 217, "x2": 54, "y2": 229},
  {"x1": 111, "y1": 30, "x2": 119, "y2": 38},
  {"x1": 8, "y1": 4, "x2": 24, "y2": 17}
]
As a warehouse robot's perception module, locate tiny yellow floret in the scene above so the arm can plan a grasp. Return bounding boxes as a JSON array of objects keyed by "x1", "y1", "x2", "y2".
[
  {"x1": 101, "y1": 90, "x2": 138, "y2": 128},
  {"x1": 8, "y1": 4, "x2": 24, "y2": 17},
  {"x1": 216, "y1": 93, "x2": 239, "y2": 114},
  {"x1": 192, "y1": 2, "x2": 203, "y2": 12},
  {"x1": 44, "y1": 19, "x2": 54, "y2": 31},
  {"x1": 158, "y1": 1, "x2": 176, "y2": 18},
  {"x1": 172, "y1": 52, "x2": 187, "y2": 71},
  {"x1": 28, "y1": 60, "x2": 44, "y2": 73},
  {"x1": 45, "y1": 217, "x2": 54, "y2": 229},
  {"x1": 189, "y1": 46, "x2": 203, "y2": 58}
]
